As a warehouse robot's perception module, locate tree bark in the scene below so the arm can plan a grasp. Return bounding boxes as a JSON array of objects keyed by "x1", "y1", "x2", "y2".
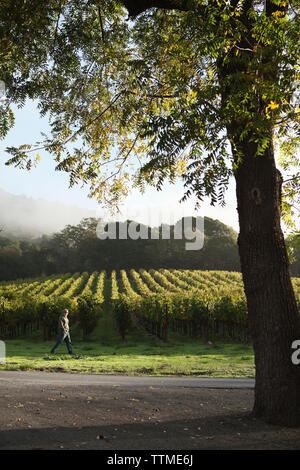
[{"x1": 233, "y1": 136, "x2": 300, "y2": 426}]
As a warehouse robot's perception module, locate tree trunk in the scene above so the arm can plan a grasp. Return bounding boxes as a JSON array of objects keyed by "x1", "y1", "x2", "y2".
[
  {"x1": 234, "y1": 136, "x2": 300, "y2": 426},
  {"x1": 119, "y1": 0, "x2": 300, "y2": 425}
]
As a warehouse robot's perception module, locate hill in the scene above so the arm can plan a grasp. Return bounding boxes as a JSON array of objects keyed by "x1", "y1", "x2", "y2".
[
  {"x1": 0, "y1": 206, "x2": 299, "y2": 279},
  {"x1": 0, "y1": 215, "x2": 241, "y2": 280}
]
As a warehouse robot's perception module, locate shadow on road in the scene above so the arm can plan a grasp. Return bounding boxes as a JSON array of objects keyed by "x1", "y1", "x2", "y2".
[{"x1": 0, "y1": 412, "x2": 297, "y2": 450}]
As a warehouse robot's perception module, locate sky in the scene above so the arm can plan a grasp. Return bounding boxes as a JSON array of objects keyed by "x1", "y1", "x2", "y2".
[{"x1": 0, "y1": 99, "x2": 240, "y2": 232}]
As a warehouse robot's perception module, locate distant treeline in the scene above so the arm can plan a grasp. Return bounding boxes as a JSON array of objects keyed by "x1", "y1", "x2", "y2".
[{"x1": 0, "y1": 216, "x2": 299, "y2": 281}]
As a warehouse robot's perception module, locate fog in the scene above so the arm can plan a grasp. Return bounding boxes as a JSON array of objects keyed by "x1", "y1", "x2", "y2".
[{"x1": 0, "y1": 188, "x2": 96, "y2": 239}]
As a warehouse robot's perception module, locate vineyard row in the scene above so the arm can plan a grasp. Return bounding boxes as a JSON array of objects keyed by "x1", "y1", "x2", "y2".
[{"x1": 0, "y1": 270, "x2": 299, "y2": 342}]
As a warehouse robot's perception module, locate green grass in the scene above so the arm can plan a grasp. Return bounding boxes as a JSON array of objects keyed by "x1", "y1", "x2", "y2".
[{"x1": 0, "y1": 308, "x2": 255, "y2": 378}]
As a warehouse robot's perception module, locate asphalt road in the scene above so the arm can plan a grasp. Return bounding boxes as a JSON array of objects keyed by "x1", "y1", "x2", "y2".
[
  {"x1": 1, "y1": 371, "x2": 300, "y2": 451},
  {"x1": 0, "y1": 370, "x2": 255, "y2": 388}
]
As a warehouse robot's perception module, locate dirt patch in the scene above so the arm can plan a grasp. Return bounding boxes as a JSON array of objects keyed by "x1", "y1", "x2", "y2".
[{"x1": 0, "y1": 374, "x2": 300, "y2": 450}]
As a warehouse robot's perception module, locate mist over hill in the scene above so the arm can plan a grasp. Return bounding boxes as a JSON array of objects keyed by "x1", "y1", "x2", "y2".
[
  {"x1": 0, "y1": 189, "x2": 299, "y2": 280},
  {"x1": 0, "y1": 188, "x2": 96, "y2": 239}
]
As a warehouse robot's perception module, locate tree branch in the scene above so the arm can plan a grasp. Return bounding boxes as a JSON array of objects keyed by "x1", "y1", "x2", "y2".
[
  {"x1": 97, "y1": 2, "x2": 105, "y2": 42},
  {"x1": 120, "y1": 0, "x2": 196, "y2": 17},
  {"x1": 283, "y1": 175, "x2": 300, "y2": 184}
]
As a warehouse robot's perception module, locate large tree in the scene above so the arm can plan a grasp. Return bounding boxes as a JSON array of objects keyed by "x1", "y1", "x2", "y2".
[{"x1": 0, "y1": 0, "x2": 299, "y2": 425}]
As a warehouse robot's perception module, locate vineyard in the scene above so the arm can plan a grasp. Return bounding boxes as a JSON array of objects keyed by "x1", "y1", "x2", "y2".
[{"x1": 0, "y1": 270, "x2": 299, "y2": 343}]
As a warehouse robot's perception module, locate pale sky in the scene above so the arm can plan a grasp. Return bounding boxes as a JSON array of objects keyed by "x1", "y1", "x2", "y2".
[{"x1": 0, "y1": 100, "x2": 240, "y2": 232}]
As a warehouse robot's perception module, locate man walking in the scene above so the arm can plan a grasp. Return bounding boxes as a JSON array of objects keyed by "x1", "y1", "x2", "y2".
[{"x1": 50, "y1": 309, "x2": 73, "y2": 354}]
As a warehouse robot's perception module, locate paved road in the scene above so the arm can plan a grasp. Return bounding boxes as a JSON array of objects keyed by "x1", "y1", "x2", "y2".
[
  {"x1": 2, "y1": 371, "x2": 300, "y2": 450},
  {"x1": 0, "y1": 370, "x2": 255, "y2": 388}
]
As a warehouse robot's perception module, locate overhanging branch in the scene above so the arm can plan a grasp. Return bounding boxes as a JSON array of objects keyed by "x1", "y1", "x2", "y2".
[{"x1": 119, "y1": 0, "x2": 196, "y2": 17}]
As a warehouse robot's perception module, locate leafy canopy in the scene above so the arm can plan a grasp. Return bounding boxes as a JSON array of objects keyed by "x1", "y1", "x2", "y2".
[{"x1": 0, "y1": 0, "x2": 299, "y2": 219}]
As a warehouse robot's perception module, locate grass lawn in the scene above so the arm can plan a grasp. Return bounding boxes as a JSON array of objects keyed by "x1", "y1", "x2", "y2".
[{"x1": 0, "y1": 309, "x2": 255, "y2": 378}]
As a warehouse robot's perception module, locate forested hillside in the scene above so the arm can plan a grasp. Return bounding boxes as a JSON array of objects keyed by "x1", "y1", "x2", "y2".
[
  {"x1": 0, "y1": 216, "x2": 242, "y2": 280},
  {"x1": 0, "y1": 215, "x2": 299, "y2": 281}
]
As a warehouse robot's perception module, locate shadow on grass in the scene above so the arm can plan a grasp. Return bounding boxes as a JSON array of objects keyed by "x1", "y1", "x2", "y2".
[
  {"x1": 0, "y1": 308, "x2": 254, "y2": 378},
  {"x1": 3, "y1": 329, "x2": 253, "y2": 359}
]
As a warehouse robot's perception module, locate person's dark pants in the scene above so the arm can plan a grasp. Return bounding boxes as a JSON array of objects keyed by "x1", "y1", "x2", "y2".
[{"x1": 51, "y1": 330, "x2": 72, "y2": 354}]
